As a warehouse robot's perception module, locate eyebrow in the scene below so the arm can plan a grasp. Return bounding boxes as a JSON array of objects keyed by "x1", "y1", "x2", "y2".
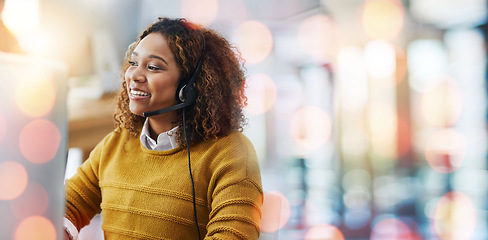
[{"x1": 131, "y1": 52, "x2": 168, "y2": 65}]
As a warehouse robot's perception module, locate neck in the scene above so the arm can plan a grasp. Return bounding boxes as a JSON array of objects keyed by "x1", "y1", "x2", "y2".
[{"x1": 147, "y1": 112, "x2": 178, "y2": 140}]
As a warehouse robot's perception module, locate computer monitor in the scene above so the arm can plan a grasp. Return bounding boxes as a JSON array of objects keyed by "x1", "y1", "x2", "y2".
[{"x1": 0, "y1": 52, "x2": 68, "y2": 240}]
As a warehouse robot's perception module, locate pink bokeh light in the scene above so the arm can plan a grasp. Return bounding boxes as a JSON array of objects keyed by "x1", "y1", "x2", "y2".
[
  {"x1": 0, "y1": 161, "x2": 28, "y2": 200},
  {"x1": 305, "y1": 223, "x2": 345, "y2": 240},
  {"x1": 261, "y1": 191, "x2": 291, "y2": 233},
  {"x1": 15, "y1": 216, "x2": 56, "y2": 240},
  {"x1": 19, "y1": 119, "x2": 61, "y2": 164}
]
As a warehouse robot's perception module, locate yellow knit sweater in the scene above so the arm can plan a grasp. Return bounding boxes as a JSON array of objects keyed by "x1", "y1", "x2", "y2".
[{"x1": 65, "y1": 129, "x2": 263, "y2": 239}]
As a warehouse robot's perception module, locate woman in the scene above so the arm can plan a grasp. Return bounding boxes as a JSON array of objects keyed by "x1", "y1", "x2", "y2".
[{"x1": 64, "y1": 17, "x2": 263, "y2": 240}]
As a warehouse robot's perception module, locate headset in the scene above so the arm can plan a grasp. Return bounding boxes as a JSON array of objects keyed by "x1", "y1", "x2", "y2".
[{"x1": 143, "y1": 31, "x2": 206, "y2": 239}]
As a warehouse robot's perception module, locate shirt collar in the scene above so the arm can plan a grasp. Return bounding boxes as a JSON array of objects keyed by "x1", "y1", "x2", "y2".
[{"x1": 140, "y1": 119, "x2": 179, "y2": 151}]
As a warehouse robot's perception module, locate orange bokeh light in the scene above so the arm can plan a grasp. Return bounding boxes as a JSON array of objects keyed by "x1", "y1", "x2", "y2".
[
  {"x1": 298, "y1": 14, "x2": 334, "y2": 60},
  {"x1": 291, "y1": 106, "x2": 332, "y2": 152},
  {"x1": 15, "y1": 216, "x2": 56, "y2": 240},
  {"x1": 261, "y1": 191, "x2": 291, "y2": 233},
  {"x1": 15, "y1": 75, "x2": 56, "y2": 117},
  {"x1": 0, "y1": 161, "x2": 28, "y2": 200},
  {"x1": 245, "y1": 73, "x2": 277, "y2": 115},
  {"x1": 368, "y1": 102, "x2": 397, "y2": 159},
  {"x1": 397, "y1": 114, "x2": 412, "y2": 158},
  {"x1": 371, "y1": 218, "x2": 419, "y2": 240},
  {"x1": 180, "y1": 0, "x2": 219, "y2": 27},
  {"x1": 362, "y1": 0, "x2": 404, "y2": 40},
  {"x1": 395, "y1": 46, "x2": 408, "y2": 85},
  {"x1": 421, "y1": 78, "x2": 463, "y2": 127},
  {"x1": 305, "y1": 224, "x2": 345, "y2": 240},
  {"x1": 434, "y1": 192, "x2": 476, "y2": 240},
  {"x1": 19, "y1": 119, "x2": 61, "y2": 164},
  {"x1": 10, "y1": 182, "x2": 49, "y2": 219},
  {"x1": 233, "y1": 20, "x2": 273, "y2": 64},
  {"x1": 425, "y1": 129, "x2": 466, "y2": 174}
]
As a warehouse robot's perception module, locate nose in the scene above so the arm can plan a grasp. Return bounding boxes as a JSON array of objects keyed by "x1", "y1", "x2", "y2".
[{"x1": 127, "y1": 66, "x2": 147, "y2": 83}]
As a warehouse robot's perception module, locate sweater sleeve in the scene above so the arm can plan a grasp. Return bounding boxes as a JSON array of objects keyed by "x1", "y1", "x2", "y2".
[
  {"x1": 64, "y1": 135, "x2": 106, "y2": 231},
  {"x1": 205, "y1": 133, "x2": 264, "y2": 239}
]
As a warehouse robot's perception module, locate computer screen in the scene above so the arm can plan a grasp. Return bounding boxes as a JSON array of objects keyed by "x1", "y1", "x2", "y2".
[{"x1": 0, "y1": 52, "x2": 68, "y2": 240}]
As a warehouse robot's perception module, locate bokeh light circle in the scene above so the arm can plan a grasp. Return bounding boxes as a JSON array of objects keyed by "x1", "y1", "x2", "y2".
[
  {"x1": 15, "y1": 75, "x2": 56, "y2": 117},
  {"x1": 2, "y1": 0, "x2": 39, "y2": 40},
  {"x1": 371, "y1": 217, "x2": 418, "y2": 240},
  {"x1": 407, "y1": 40, "x2": 447, "y2": 93},
  {"x1": 291, "y1": 106, "x2": 332, "y2": 152},
  {"x1": 364, "y1": 40, "x2": 396, "y2": 80},
  {"x1": 368, "y1": 102, "x2": 397, "y2": 159},
  {"x1": 298, "y1": 14, "x2": 334, "y2": 60},
  {"x1": 425, "y1": 129, "x2": 466, "y2": 173},
  {"x1": 245, "y1": 73, "x2": 277, "y2": 115},
  {"x1": 10, "y1": 182, "x2": 49, "y2": 219},
  {"x1": 180, "y1": 0, "x2": 218, "y2": 27},
  {"x1": 233, "y1": 20, "x2": 273, "y2": 64},
  {"x1": 15, "y1": 216, "x2": 56, "y2": 240},
  {"x1": 0, "y1": 161, "x2": 28, "y2": 200},
  {"x1": 19, "y1": 119, "x2": 61, "y2": 164},
  {"x1": 421, "y1": 78, "x2": 463, "y2": 127},
  {"x1": 362, "y1": 0, "x2": 405, "y2": 40},
  {"x1": 305, "y1": 224, "x2": 345, "y2": 240},
  {"x1": 261, "y1": 191, "x2": 291, "y2": 233},
  {"x1": 434, "y1": 192, "x2": 476, "y2": 240}
]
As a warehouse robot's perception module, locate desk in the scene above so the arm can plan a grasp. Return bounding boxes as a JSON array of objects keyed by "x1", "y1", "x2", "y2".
[{"x1": 68, "y1": 94, "x2": 117, "y2": 160}]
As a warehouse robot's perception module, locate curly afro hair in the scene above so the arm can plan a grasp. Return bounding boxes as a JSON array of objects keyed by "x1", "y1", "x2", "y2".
[{"x1": 114, "y1": 17, "x2": 248, "y2": 147}]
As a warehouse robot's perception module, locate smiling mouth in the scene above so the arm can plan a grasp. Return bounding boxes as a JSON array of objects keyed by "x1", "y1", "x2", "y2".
[{"x1": 130, "y1": 89, "x2": 151, "y2": 98}]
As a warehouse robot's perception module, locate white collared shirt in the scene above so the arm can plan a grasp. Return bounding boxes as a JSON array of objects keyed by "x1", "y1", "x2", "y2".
[
  {"x1": 140, "y1": 119, "x2": 179, "y2": 151},
  {"x1": 64, "y1": 119, "x2": 179, "y2": 239}
]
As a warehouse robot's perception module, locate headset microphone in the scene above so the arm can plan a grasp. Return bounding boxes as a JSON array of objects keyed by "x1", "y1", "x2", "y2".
[{"x1": 142, "y1": 85, "x2": 197, "y2": 117}]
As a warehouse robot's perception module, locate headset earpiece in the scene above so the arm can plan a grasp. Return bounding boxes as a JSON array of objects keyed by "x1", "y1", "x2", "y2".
[{"x1": 178, "y1": 85, "x2": 186, "y2": 102}]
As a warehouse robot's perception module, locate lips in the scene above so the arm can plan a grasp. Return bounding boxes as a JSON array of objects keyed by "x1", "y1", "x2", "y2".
[{"x1": 129, "y1": 88, "x2": 151, "y2": 99}]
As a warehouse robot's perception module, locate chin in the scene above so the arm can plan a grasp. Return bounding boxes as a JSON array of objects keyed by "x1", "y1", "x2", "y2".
[{"x1": 129, "y1": 106, "x2": 146, "y2": 117}]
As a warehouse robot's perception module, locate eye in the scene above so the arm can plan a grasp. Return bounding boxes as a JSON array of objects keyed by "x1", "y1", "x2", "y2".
[
  {"x1": 148, "y1": 65, "x2": 161, "y2": 71},
  {"x1": 128, "y1": 61, "x2": 137, "y2": 67}
]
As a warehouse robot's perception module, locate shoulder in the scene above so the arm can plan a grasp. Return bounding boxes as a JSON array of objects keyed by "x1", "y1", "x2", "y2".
[
  {"x1": 203, "y1": 131, "x2": 256, "y2": 159},
  {"x1": 101, "y1": 128, "x2": 131, "y2": 146},
  {"x1": 91, "y1": 128, "x2": 139, "y2": 156},
  {"x1": 196, "y1": 131, "x2": 261, "y2": 185},
  {"x1": 218, "y1": 131, "x2": 253, "y2": 147},
  {"x1": 199, "y1": 132, "x2": 262, "y2": 192}
]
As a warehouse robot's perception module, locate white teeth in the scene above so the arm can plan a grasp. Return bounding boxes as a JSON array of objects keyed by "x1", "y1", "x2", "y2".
[{"x1": 131, "y1": 89, "x2": 150, "y2": 97}]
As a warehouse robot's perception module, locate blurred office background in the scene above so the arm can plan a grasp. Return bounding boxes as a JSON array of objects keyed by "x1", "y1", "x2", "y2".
[{"x1": 1, "y1": 0, "x2": 488, "y2": 239}]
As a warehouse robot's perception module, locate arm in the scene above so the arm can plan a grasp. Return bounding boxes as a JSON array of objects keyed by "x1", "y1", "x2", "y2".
[
  {"x1": 64, "y1": 138, "x2": 105, "y2": 231},
  {"x1": 206, "y1": 179, "x2": 263, "y2": 239},
  {"x1": 204, "y1": 134, "x2": 264, "y2": 239}
]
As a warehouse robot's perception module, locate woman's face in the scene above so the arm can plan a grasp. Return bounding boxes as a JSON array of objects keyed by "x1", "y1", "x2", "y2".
[{"x1": 125, "y1": 32, "x2": 180, "y2": 117}]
